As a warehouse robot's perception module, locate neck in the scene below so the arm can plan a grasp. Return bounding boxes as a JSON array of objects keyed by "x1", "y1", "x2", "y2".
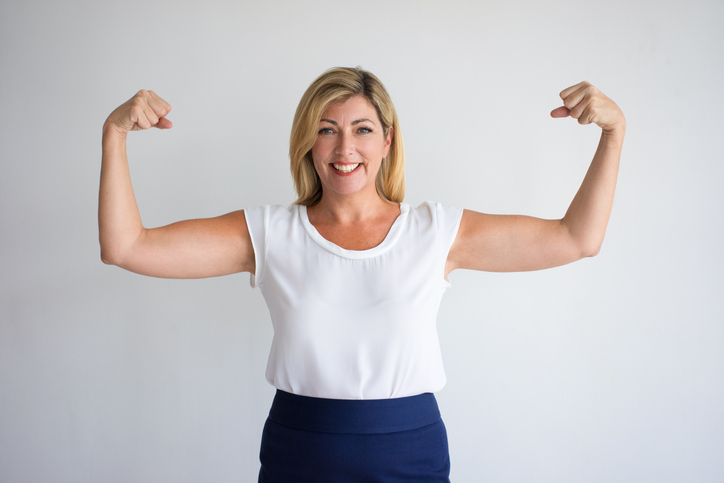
[{"x1": 310, "y1": 190, "x2": 397, "y2": 225}]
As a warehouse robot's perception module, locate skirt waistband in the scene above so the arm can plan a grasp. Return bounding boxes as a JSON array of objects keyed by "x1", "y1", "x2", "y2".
[{"x1": 268, "y1": 390, "x2": 441, "y2": 434}]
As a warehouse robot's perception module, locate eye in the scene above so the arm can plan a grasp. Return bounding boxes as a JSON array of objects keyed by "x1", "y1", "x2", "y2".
[
  {"x1": 318, "y1": 127, "x2": 335, "y2": 135},
  {"x1": 357, "y1": 127, "x2": 373, "y2": 134}
]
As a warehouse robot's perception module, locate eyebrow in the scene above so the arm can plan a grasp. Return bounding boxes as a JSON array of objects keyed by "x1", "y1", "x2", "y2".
[{"x1": 320, "y1": 118, "x2": 377, "y2": 126}]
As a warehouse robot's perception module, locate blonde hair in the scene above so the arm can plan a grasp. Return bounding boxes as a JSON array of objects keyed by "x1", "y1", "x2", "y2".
[{"x1": 289, "y1": 67, "x2": 405, "y2": 206}]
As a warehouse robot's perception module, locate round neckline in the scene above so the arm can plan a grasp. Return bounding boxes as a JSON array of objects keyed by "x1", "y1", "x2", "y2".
[{"x1": 298, "y1": 203, "x2": 410, "y2": 259}]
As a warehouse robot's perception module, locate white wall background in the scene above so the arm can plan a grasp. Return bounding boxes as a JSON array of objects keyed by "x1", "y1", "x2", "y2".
[{"x1": 1, "y1": 0, "x2": 722, "y2": 482}]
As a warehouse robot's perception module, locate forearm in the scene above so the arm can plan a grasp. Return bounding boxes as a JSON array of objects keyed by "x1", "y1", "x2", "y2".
[
  {"x1": 98, "y1": 124, "x2": 144, "y2": 265},
  {"x1": 561, "y1": 125, "x2": 625, "y2": 256}
]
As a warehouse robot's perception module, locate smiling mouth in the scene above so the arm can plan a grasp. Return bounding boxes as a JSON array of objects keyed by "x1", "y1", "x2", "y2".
[{"x1": 332, "y1": 163, "x2": 360, "y2": 173}]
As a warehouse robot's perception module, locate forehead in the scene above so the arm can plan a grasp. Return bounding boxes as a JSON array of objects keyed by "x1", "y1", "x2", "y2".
[{"x1": 321, "y1": 95, "x2": 379, "y2": 123}]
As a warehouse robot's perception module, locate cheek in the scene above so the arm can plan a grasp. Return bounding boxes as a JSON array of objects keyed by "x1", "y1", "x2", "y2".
[
  {"x1": 309, "y1": 147, "x2": 321, "y2": 167},
  {"x1": 372, "y1": 142, "x2": 389, "y2": 160},
  {"x1": 311, "y1": 139, "x2": 330, "y2": 161}
]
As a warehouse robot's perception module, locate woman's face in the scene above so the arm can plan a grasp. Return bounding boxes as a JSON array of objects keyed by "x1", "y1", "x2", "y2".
[{"x1": 311, "y1": 95, "x2": 393, "y2": 200}]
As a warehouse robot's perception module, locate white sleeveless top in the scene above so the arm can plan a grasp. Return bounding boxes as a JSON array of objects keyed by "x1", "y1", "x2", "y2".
[{"x1": 244, "y1": 201, "x2": 463, "y2": 400}]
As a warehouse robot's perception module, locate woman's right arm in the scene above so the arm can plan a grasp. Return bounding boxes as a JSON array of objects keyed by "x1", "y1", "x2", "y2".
[{"x1": 98, "y1": 90, "x2": 255, "y2": 279}]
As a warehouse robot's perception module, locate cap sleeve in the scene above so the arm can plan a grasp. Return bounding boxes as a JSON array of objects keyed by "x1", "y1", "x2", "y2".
[
  {"x1": 430, "y1": 201, "x2": 463, "y2": 288},
  {"x1": 434, "y1": 202, "x2": 463, "y2": 256},
  {"x1": 243, "y1": 205, "x2": 269, "y2": 288}
]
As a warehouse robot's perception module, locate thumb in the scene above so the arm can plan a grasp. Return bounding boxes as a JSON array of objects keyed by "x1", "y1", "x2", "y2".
[
  {"x1": 550, "y1": 106, "x2": 570, "y2": 118},
  {"x1": 153, "y1": 117, "x2": 173, "y2": 129}
]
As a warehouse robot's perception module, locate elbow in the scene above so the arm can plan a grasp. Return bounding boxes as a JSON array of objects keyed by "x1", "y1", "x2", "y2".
[
  {"x1": 578, "y1": 238, "x2": 603, "y2": 259},
  {"x1": 99, "y1": 228, "x2": 144, "y2": 267},
  {"x1": 100, "y1": 246, "x2": 118, "y2": 266},
  {"x1": 100, "y1": 252, "x2": 114, "y2": 266},
  {"x1": 99, "y1": 239, "x2": 125, "y2": 266},
  {"x1": 561, "y1": 221, "x2": 604, "y2": 260},
  {"x1": 585, "y1": 244, "x2": 601, "y2": 258}
]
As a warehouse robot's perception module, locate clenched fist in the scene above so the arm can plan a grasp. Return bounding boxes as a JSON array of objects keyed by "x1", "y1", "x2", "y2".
[
  {"x1": 104, "y1": 90, "x2": 173, "y2": 137},
  {"x1": 550, "y1": 82, "x2": 625, "y2": 134}
]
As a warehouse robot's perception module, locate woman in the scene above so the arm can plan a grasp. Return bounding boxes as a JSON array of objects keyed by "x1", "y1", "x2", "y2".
[{"x1": 99, "y1": 67, "x2": 625, "y2": 482}]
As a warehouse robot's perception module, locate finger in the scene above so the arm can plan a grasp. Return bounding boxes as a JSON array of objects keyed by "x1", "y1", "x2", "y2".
[
  {"x1": 129, "y1": 89, "x2": 159, "y2": 126},
  {"x1": 153, "y1": 117, "x2": 173, "y2": 129},
  {"x1": 146, "y1": 90, "x2": 172, "y2": 119},
  {"x1": 132, "y1": 92, "x2": 160, "y2": 127},
  {"x1": 126, "y1": 91, "x2": 155, "y2": 130},
  {"x1": 577, "y1": 111, "x2": 593, "y2": 125},
  {"x1": 129, "y1": 102, "x2": 152, "y2": 130},
  {"x1": 568, "y1": 95, "x2": 593, "y2": 121},
  {"x1": 141, "y1": 101, "x2": 160, "y2": 126},
  {"x1": 559, "y1": 81, "x2": 590, "y2": 101},
  {"x1": 563, "y1": 85, "x2": 595, "y2": 113},
  {"x1": 550, "y1": 106, "x2": 570, "y2": 118},
  {"x1": 579, "y1": 102, "x2": 609, "y2": 126}
]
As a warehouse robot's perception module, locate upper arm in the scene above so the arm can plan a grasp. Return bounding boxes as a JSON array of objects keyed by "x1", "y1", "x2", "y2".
[
  {"x1": 445, "y1": 209, "x2": 591, "y2": 275},
  {"x1": 105, "y1": 210, "x2": 255, "y2": 279}
]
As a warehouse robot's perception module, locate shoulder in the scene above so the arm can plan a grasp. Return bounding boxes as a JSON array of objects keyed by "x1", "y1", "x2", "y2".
[
  {"x1": 243, "y1": 204, "x2": 294, "y2": 219},
  {"x1": 407, "y1": 201, "x2": 464, "y2": 227},
  {"x1": 403, "y1": 202, "x2": 464, "y2": 253},
  {"x1": 243, "y1": 205, "x2": 296, "y2": 229}
]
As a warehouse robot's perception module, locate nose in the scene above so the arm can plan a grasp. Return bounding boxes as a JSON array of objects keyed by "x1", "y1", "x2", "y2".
[{"x1": 334, "y1": 131, "x2": 355, "y2": 156}]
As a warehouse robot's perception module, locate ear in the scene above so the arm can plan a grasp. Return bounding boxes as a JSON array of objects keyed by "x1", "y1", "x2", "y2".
[{"x1": 383, "y1": 126, "x2": 394, "y2": 158}]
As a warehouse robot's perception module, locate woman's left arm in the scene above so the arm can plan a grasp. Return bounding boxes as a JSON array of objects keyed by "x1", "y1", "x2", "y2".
[{"x1": 446, "y1": 82, "x2": 626, "y2": 275}]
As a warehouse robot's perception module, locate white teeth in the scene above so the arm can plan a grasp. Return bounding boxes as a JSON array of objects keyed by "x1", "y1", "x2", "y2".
[{"x1": 332, "y1": 163, "x2": 359, "y2": 173}]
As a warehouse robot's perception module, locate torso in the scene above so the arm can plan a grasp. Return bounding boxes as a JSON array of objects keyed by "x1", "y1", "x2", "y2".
[{"x1": 243, "y1": 201, "x2": 464, "y2": 399}]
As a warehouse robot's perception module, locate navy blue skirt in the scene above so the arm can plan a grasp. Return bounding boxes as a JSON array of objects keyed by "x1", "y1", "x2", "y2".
[{"x1": 259, "y1": 390, "x2": 451, "y2": 482}]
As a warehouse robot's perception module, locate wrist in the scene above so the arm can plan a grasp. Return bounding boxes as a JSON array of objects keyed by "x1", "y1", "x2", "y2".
[
  {"x1": 602, "y1": 119, "x2": 626, "y2": 142},
  {"x1": 102, "y1": 119, "x2": 129, "y2": 141}
]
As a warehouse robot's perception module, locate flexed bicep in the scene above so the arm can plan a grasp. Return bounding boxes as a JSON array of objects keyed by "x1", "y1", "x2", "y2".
[
  {"x1": 111, "y1": 210, "x2": 256, "y2": 279},
  {"x1": 447, "y1": 82, "x2": 624, "y2": 275},
  {"x1": 445, "y1": 210, "x2": 586, "y2": 275},
  {"x1": 99, "y1": 92, "x2": 255, "y2": 279}
]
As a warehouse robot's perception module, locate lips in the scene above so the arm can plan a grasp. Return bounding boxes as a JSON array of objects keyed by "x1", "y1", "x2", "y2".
[{"x1": 332, "y1": 163, "x2": 360, "y2": 173}]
